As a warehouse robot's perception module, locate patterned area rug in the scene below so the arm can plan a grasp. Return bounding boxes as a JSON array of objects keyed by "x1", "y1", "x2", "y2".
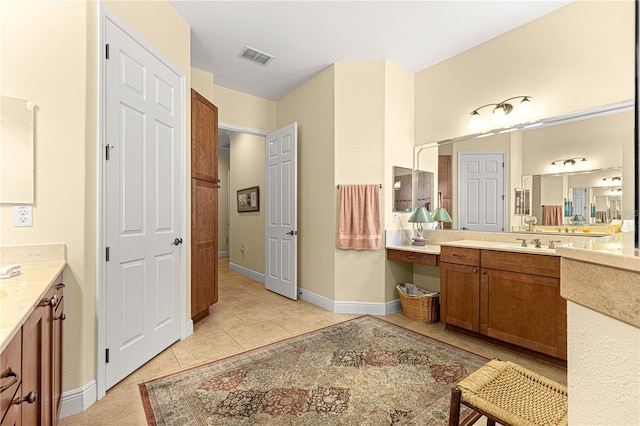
[{"x1": 139, "y1": 316, "x2": 487, "y2": 425}]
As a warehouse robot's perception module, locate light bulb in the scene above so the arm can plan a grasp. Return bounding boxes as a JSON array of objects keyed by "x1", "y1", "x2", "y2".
[
  {"x1": 492, "y1": 105, "x2": 507, "y2": 124},
  {"x1": 550, "y1": 162, "x2": 558, "y2": 172},
  {"x1": 579, "y1": 158, "x2": 588, "y2": 169},
  {"x1": 468, "y1": 111, "x2": 482, "y2": 130},
  {"x1": 518, "y1": 97, "x2": 533, "y2": 118}
]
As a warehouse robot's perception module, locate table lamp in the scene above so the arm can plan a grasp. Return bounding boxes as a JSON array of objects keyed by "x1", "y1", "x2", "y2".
[
  {"x1": 432, "y1": 207, "x2": 452, "y2": 229},
  {"x1": 408, "y1": 206, "x2": 433, "y2": 246}
]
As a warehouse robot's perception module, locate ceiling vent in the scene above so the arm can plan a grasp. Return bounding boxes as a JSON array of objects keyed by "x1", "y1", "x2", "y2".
[{"x1": 238, "y1": 46, "x2": 274, "y2": 66}]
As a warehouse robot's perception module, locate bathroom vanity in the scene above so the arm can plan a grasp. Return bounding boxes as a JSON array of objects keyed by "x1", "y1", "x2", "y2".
[{"x1": 0, "y1": 261, "x2": 65, "y2": 426}]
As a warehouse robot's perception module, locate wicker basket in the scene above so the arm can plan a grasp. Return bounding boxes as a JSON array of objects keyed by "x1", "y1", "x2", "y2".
[{"x1": 397, "y1": 284, "x2": 440, "y2": 323}]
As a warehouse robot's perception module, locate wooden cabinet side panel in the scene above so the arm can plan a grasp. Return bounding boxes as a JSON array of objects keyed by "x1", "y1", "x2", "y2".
[
  {"x1": 191, "y1": 179, "x2": 218, "y2": 321},
  {"x1": 440, "y1": 262, "x2": 480, "y2": 332},
  {"x1": 438, "y1": 155, "x2": 452, "y2": 229},
  {"x1": 191, "y1": 89, "x2": 218, "y2": 183}
]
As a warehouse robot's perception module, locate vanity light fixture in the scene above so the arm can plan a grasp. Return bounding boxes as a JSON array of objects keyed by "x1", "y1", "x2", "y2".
[
  {"x1": 408, "y1": 206, "x2": 433, "y2": 246},
  {"x1": 550, "y1": 157, "x2": 588, "y2": 171},
  {"x1": 468, "y1": 96, "x2": 533, "y2": 130}
]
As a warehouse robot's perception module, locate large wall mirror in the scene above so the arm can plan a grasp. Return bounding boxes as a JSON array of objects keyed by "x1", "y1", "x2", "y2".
[
  {"x1": 1, "y1": 96, "x2": 35, "y2": 204},
  {"x1": 392, "y1": 166, "x2": 434, "y2": 212},
  {"x1": 415, "y1": 101, "x2": 634, "y2": 235}
]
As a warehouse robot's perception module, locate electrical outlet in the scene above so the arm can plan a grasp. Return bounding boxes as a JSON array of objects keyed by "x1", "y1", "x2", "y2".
[
  {"x1": 13, "y1": 205, "x2": 33, "y2": 227},
  {"x1": 393, "y1": 214, "x2": 398, "y2": 222}
]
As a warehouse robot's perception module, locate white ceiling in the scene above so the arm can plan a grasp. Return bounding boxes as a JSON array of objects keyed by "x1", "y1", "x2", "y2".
[{"x1": 171, "y1": 1, "x2": 572, "y2": 101}]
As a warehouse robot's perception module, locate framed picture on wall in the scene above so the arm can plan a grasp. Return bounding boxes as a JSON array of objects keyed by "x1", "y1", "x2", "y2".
[{"x1": 237, "y1": 186, "x2": 259, "y2": 212}]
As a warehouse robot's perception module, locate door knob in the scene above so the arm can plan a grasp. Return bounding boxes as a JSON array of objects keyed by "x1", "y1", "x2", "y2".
[
  {"x1": 173, "y1": 238, "x2": 183, "y2": 246},
  {"x1": 286, "y1": 231, "x2": 297, "y2": 236}
]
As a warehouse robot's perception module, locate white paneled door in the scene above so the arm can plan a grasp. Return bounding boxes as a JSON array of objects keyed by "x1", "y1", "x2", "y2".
[
  {"x1": 104, "y1": 18, "x2": 183, "y2": 389},
  {"x1": 458, "y1": 152, "x2": 505, "y2": 232},
  {"x1": 265, "y1": 123, "x2": 298, "y2": 300}
]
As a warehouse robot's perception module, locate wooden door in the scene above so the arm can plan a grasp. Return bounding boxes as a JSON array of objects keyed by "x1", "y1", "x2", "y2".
[
  {"x1": 480, "y1": 268, "x2": 566, "y2": 359},
  {"x1": 21, "y1": 302, "x2": 45, "y2": 425},
  {"x1": 190, "y1": 90, "x2": 218, "y2": 322},
  {"x1": 440, "y1": 262, "x2": 480, "y2": 332},
  {"x1": 438, "y1": 155, "x2": 452, "y2": 229},
  {"x1": 1, "y1": 331, "x2": 21, "y2": 425}
]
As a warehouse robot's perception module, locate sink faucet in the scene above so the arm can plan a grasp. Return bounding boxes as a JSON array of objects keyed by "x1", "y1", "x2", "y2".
[
  {"x1": 548, "y1": 240, "x2": 561, "y2": 249},
  {"x1": 516, "y1": 238, "x2": 528, "y2": 247},
  {"x1": 530, "y1": 238, "x2": 542, "y2": 248}
]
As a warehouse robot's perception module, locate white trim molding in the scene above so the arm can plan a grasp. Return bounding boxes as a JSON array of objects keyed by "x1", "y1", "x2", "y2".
[
  {"x1": 298, "y1": 288, "x2": 402, "y2": 315},
  {"x1": 59, "y1": 380, "x2": 97, "y2": 419},
  {"x1": 229, "y1": 262, "x2": 265, "y2": 283}
]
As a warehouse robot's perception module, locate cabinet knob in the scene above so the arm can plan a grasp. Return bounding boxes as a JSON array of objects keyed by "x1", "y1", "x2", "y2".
[
  {"x1": 472, "y1": 269, "x2": 478, "y2": 273},
  {"x1": 41, "y1": 294, "x2": 58, "y2": 308},
  {"x1": 481, "y1": 270, "x2": 486, "y2": 275},
  {"x1": 55, "y1": 313, "x2": 67, "y2": 321},
  {"x1": 15, "y1": 391, "x2": 37, "y2": 405},
  {"x1": 55, "y1": 282, "x2": 66, "y2": 290}
]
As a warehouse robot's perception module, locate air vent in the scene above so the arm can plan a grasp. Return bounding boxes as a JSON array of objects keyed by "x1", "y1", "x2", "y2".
[{"x1": 238, "y1": 46, "x2": 274, "y2": 66}]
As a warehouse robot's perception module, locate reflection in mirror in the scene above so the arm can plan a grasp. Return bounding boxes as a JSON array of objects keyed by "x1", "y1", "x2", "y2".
[
  {"x1": 392, "y1": 166, "x2": 412, "y2": 212},
  {"x1": 1, "y1": 96, "x2": 35, "y2": 204},
  {"x1": 416, "y1": 170, "x2": 433, "y2": 210},
  {"x1": 415, "y1": 101, "x2": 634, "y2": 234}
]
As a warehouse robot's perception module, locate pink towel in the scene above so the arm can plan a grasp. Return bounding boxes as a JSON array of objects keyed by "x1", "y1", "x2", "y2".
[
  {"x1": 543, "y1": 205, "x2": 563, "y2": 226},
  {"x1": 336, "y1": 184, "x2": 381, "y2": 250}
]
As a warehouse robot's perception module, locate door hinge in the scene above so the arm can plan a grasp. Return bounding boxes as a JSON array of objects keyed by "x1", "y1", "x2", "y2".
[
  {"x1": 502, "y1": 162, "x2": 505, "y2": 168},
  {"x1": 106, "y1": 247, "x2": 110, "y2": 262},
  {"x1": 501, "y1": 194, "x2": 505, "y2": 200},
  {"x1": 106, "y1": 44, "x2": 109, "y2": 60},
  {"x1": 106, "y1": 348, "x2": 110, "y2": 363}
]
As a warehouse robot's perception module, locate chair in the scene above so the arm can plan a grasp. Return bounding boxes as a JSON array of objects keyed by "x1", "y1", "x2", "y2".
[{"x1": 449, "y1": 359, "x2": 568, "y2": 426}]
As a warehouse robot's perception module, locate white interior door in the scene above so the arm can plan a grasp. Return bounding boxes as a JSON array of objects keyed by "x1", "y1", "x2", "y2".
[
  {"x1": 104, "y1": 18, "x2": 183, "y2": 389},
  {"x1": 265, "y1": 123, "x2": 298, "y2": 299},
  {"x1": 458, "y1": 152, "x2": 505, "y2": 232},
  {"x1": 572, "y1": 187, "x2": 588, "y2": 220}
]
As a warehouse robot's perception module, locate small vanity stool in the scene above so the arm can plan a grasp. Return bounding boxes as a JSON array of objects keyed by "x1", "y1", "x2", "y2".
[{"x1": 449, "y1": 359, "x2": 568, "y2": 426}]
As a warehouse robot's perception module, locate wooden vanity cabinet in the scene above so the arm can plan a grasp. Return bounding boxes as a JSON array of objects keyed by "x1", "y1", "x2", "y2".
[
  {"x1": 440, "y1": 246, "x2": 566, "y2": 360},
  {"x1": 1, "y1": 332, "x2": 21, "y2": 425},
  {"x1": 440, "y1": 248, "x2": 480, "y2": 332},
  {"x1": 0, "y1": 272, "x2": 64, "y2": 426}
]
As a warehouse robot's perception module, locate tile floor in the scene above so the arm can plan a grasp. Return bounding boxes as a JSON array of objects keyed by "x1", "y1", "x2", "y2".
[{"x1": 59, "y1": 257, "x2": 566, "y2": 425}]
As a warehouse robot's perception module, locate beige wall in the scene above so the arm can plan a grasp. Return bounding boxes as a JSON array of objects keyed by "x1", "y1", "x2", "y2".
[
  {"x1": 0, "y1": 0, "x2": 96, "y2": 391},
  {"x1": 213, "y1": 84, "x2": 276, "y2": 132},
  {"x1": 1, "y1": 0, "x2": 190, "y2": 393},
  {"x1": 218, "y1": 155, "x2": 230, "y2": 254},
  {"x1": 191, "y1": 67, "x2": 214, "y2": 103},
  {"x1": 277, "y1": 66, "x2": 336, "y2": 300},
  {"x1": 229, "y1": 134, "x2": 265, "y2": 271},
  {"x1": 415, "y1": 1, "x2": 634, "y2": 144}
]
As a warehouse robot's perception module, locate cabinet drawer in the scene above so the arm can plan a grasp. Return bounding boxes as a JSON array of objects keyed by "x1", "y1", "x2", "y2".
[
  {"x1": 481, "y1": 250, "x2": 560, "y2": 278},
  {"x1": 1, "y1": 331, "x2": 21, "y2": 418},
  {"x1": 387, "y1": 249, "x2": 438, "y2": 266},
  {"x1": 440, "y1": 246, "x2": 480, "y2": 266}
]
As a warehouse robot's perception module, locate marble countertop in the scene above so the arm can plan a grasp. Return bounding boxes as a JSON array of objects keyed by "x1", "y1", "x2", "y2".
[
  {"x1": 0, "y1": 261, "x2": 65, "y2": 352},
  {"x1": 556, "y1": 232, "x2": 640, "y2": 272},
  {"x1": 438, "y1": 239, "x2": 559, "y2": 256}
]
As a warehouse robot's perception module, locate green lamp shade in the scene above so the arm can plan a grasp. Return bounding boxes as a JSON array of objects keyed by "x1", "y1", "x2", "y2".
[
  {"x1": 408, "y1": 206, "x2": 434, "y2": 223},
  {"x1": 432, "y1": 207, "x2": 452, "y2": 223},
  {"x1": 571, "y1": 214, "x2": 586, "y2": 223}
]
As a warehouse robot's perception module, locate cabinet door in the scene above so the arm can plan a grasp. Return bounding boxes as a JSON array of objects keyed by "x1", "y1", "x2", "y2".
[
  {"x1": 480, "y1": 269, "x2": 566, "y2": 359},
  {"x1": 191, "y1": 89, "x2": 218, "y2": 183},
  {"x1": 440, "y1": 262, "x2": 480, "y2": 332},
  {"x1": 1, "y1": 384, "x2": 21, "y2": 426},
  {"x1": 191, "y1": 178, "x2": 218, "y2": 322},
  {"x1": 1, "y1": 331, "x2": 21, "y2": 423},
  {"x1": 21, "y1": 303, "x2": 46, "y2": 425}
]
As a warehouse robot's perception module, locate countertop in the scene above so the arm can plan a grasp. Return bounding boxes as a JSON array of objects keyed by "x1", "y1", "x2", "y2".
[
  {"x1": 555, "y1": 232, "x2": 640, "y2": 272},
  {"x1": 386, "y1": 239, "x2": 559, "y2": 256},
  {"x1": 0, "y1": 261, "x2": 65, "y2": 352}
]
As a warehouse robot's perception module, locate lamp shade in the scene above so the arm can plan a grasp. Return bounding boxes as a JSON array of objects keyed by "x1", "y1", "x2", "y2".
[
  {"x1": 408, "y1": 206, "x2": 433, "y2": 224},
  {"x1": 432, "y1": 207, "x2": 452, "y2": 223},
  {"x1": 571, "y1": 214, "x2": 586, "y2": 224}
]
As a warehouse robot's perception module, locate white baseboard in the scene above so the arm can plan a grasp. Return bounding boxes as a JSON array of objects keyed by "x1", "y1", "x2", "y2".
[
  {"x1": 183, "y1": 319, "x2": 193, "y2": 339},
  {"x1": 299, "y1": 288, "x2": 402, "y2": 315},
  {"x1": 218, "y1": 251, "x2": 229, "y2": 257},
  {"x1": 59, "y1": 379, "x2": 97, "y2": 418},
  {"x1": 229, "y1": 262, "x2": 265, "y2": 283}
]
